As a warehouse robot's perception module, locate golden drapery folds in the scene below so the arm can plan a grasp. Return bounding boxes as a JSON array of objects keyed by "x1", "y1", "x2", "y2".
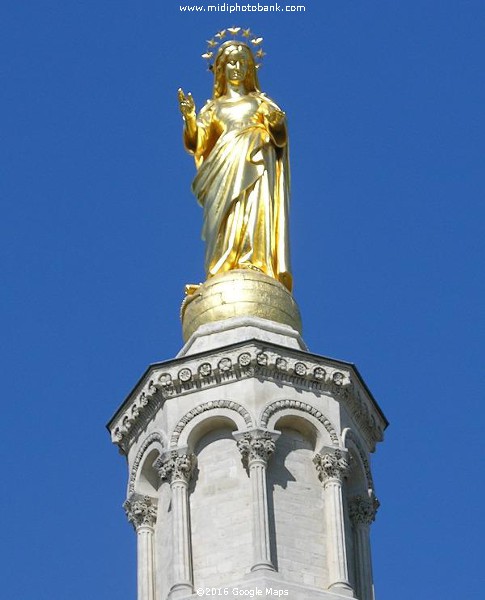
[{"x1": 179, "y1": 39, "x2": 292, "y2": 292}]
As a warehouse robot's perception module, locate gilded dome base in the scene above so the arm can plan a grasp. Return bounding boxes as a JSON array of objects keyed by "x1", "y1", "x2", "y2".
[{"x1": 181, "y1": 270, "x2": 302, "y2": 342}]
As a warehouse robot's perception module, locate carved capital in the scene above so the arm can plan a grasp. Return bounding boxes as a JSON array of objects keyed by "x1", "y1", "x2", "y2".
[
  {"x1": 155, "y1": 451, "x2": 196, "y2": 485},
  {"x1": 313, "y1": 449, "x2": 350, "y2": 483},
  {"x1": 349, "y1": 494, "x2": 380, "y2": 526},
  {"x1": 236, "y1": 430, "x2": 277, "y2": 467},
  {"x1": 123, "y1": 494, "x2": 158, "y2": 530}
]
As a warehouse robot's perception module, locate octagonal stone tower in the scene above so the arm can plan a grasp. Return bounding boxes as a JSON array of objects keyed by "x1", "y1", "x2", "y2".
[{"x1": 108, "y1": 312, "x2": 387, "y2": 600}]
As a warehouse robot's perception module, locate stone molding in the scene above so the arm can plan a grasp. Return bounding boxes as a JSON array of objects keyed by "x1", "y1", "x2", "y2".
[
  {"x1": 170, "y1": 400, "x2": 253, "y2": 449},
  {"x1": 111, "y1": 381, "x2": 161, "y2": 454},
  {"x1": 235, "y1": 429, "x2": 278, "y2": 467},
  {"x1": 154, "y1": 451, "x2": 197, "y2": 485},
  {"x1": 109, "y1": 342, "x2": 386, "y2": 454},
  {"x1": 260, "y1": 399, "x2": 340, "y2": 446},
  {"x1": 177, "y1": 315, "x2": 307, "y2": 357},
  {"x1": 123, "y1": 493, "x2": 158, "y2": 530},
  {"x1": 343, "y1": 428, "x2": 375, "y2": 492},
  {"x1": 128, "y1": 432, "x2": 165, "y2": 494},
  {"x1": 313, "y1": 449, "x2": 350, "y2": 483},
  {"x1": 349, "y1": 494, "x2": 380, "y2": 526}
]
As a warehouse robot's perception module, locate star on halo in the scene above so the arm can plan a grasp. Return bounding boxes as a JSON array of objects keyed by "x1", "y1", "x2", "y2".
[{"x1": 201, "y1": 27, "x2": 266, "y2": 71}]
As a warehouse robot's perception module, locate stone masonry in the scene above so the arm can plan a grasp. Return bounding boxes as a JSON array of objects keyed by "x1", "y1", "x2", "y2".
[{"x1": 108, "y1": 317, "x2": 387, "y2": 600}]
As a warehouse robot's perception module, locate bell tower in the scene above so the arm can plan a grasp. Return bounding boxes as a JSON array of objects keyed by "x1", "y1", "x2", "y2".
[
  {"x1": 108, "y1": 300, "x2": 387, "y2": 600},
  {"x1": 107, "y1": 27, "x2": 388, "y2": 600}
]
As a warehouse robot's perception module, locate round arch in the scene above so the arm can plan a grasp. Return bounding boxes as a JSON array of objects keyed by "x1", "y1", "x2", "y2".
[
  {"x1": 259, "y1": 399, "x2": 340, "y2": 447},
  {"x1": 342, "y1": 427, "x2": 374, "y2": 492},
  {"x1": 169, "y1": 400, "x2": 254, "y2": 450},
  {"x1": 128, "y1": 431, "x2": 166, "y2": 495}
]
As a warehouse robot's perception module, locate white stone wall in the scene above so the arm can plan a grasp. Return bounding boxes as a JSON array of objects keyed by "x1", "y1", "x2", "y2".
[
  {"x1": 269, "y1": 427, "x2": 328, "y2": 588},
  {"x1": 190, "y1": 427, "x2": 252, "y2": 588},
  {"x1": 114, "y1": 323, "x2": 386, "y2": 600}
]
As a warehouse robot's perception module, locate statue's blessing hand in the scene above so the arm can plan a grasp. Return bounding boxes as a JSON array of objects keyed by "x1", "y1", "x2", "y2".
[{"x1": 178, "y1": 88, "x2": 196, "y2": 119}]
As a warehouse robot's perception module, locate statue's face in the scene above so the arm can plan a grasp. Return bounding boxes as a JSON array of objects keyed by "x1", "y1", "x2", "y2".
[{"x1": 224, "y1": 46, "x2": 248, "y2": 83}]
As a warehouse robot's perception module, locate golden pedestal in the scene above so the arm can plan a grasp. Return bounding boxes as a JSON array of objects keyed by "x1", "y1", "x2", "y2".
[{"x1": 181, "y1": 270, "x2": 302, "y2": 342}]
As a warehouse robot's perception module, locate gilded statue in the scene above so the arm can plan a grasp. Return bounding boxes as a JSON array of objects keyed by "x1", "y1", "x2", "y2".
[{"x1": 178, "y1": 29, "x2": 292, "y2": 292}]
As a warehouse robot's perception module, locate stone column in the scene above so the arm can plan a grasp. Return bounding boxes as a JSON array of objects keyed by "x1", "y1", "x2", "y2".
[
  {"x1": 124, "y1": 494, "x2": 158, "y2": 600},
  {"x1": 235, "y1": 429, "x2": 280, "y2": 572},
  {"x1": 155, "y1": 451, "x2": 196, "y2": 599},
  {"x1": 349, "y1": 494, "x2": 379, "y2": 600},
  {"x1": 313, "y1": 449, "x2": 354, "y2": 597}
]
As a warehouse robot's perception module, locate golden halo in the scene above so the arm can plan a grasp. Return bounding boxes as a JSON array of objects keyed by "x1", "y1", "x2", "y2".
[{"x1": 202, "y1": 27, "x2": 265, "y2": 71}]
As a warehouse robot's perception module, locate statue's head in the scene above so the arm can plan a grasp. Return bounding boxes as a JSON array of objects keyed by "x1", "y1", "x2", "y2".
[{"x1": 213, "y1": 41, "x2": 260, "y2": 98}]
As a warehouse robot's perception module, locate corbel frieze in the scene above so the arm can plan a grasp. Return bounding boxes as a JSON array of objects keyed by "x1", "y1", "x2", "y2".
[{"x1": 109, "y1": 343, "x2": 385, "y2": 454}]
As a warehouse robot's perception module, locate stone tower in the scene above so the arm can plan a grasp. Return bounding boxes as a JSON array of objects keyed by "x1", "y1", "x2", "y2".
[{"x1": 107, "y1": 272, "x2": 388, "y2": 600}]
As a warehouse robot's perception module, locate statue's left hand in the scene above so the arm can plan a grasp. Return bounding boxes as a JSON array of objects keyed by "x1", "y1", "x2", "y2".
[
  {"x1": 266, "y1": 109, "x2": 286, "y2": 128},
  {"x1": 265, "y1": 109, "x2": 287, "y2": 147}
]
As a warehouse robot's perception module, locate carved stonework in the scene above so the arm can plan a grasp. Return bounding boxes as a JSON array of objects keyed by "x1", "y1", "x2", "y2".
[
  {"x1": 313, "y1": 450, "x2": 350, "y2": 483},
  {"x1": 128, "y1": 432, "x2": 165, "y2": 494},
  {"x1": 109, "y1": 341, "x2": 387, "y2": 454},
  {"x1": 237, "y1": 432, "x2": 276, "y2": 466},
  {"x1": 344, "y1": 429, "x2": 375, "y2": 491},
  {"x1": 124, "y1": 494, "x2": 158, "y2": 530},
  {"x1": 155, "y1": 452, "x2": 196, "y2": 485},
  {"x1": 170, "y1": 399, "x2": 253, "y2": 448},
  {"x1": 349, "y1": 495, "x2": 380, "y2": 526},
  {"x1": 260, "y1": 399, "x2": 339, "y2": 445}
]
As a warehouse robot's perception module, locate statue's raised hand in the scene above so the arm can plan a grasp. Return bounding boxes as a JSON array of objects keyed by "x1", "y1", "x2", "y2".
[{"x1": 178, "y1": 88, "x2": 196, "y2": 120}]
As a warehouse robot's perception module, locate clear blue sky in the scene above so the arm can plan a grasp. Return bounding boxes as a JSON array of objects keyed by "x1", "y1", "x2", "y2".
[{"x1": 1, "y1": 1, "x2": 483, "y2": 598}]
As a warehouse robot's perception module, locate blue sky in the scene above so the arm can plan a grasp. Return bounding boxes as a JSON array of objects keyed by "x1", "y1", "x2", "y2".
[{"x1": 1, "y1": 1, "x2": 483, "y2": 598}]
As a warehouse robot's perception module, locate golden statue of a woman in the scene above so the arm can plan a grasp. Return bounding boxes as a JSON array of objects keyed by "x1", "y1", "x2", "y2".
[{"x1": 178, "y1": 35, "x2": 292, "y2": 293}]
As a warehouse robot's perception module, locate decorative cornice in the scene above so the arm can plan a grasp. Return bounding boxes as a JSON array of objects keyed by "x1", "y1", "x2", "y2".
[
  {"x1": 313, "y1": 449, "x2": 350, "y2": 483},
  {"x1": 154, "y1": 451, "x2": 197, "y2": 485},
  {"x1": 109, "y1": 342, "x2": 386, "y2": 454},
  {"x1": 349, "y1": 494, "x2": 380, "y2": 526},
  {"x1": 123, "y1": 494, "x2": 158, "y2": 530},
  {"x1": 236, "y1": 430, "x2": 277, "y2": 467},
  {"x1": 111, "y1": 381, "x2": 161, "y2": 454}
]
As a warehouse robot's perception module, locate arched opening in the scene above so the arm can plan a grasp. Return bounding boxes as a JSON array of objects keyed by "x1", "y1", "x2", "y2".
[
  {"x1": 190, "y1": 421, "x2": 252, "y2": 589},
  {"x1": 268, "y1": 415, "x2": 327, "y2": 587},
  {"x1": 186, "y1": 415, "x2": 238, "y2": 452},
  {"x1": 135, "y1": 448, "x2": 161, "y2": 495}
]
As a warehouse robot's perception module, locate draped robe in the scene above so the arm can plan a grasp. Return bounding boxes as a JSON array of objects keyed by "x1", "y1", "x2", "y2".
[{"x1": 188, "y1": 91, "x2": 292, "y2": 292}]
